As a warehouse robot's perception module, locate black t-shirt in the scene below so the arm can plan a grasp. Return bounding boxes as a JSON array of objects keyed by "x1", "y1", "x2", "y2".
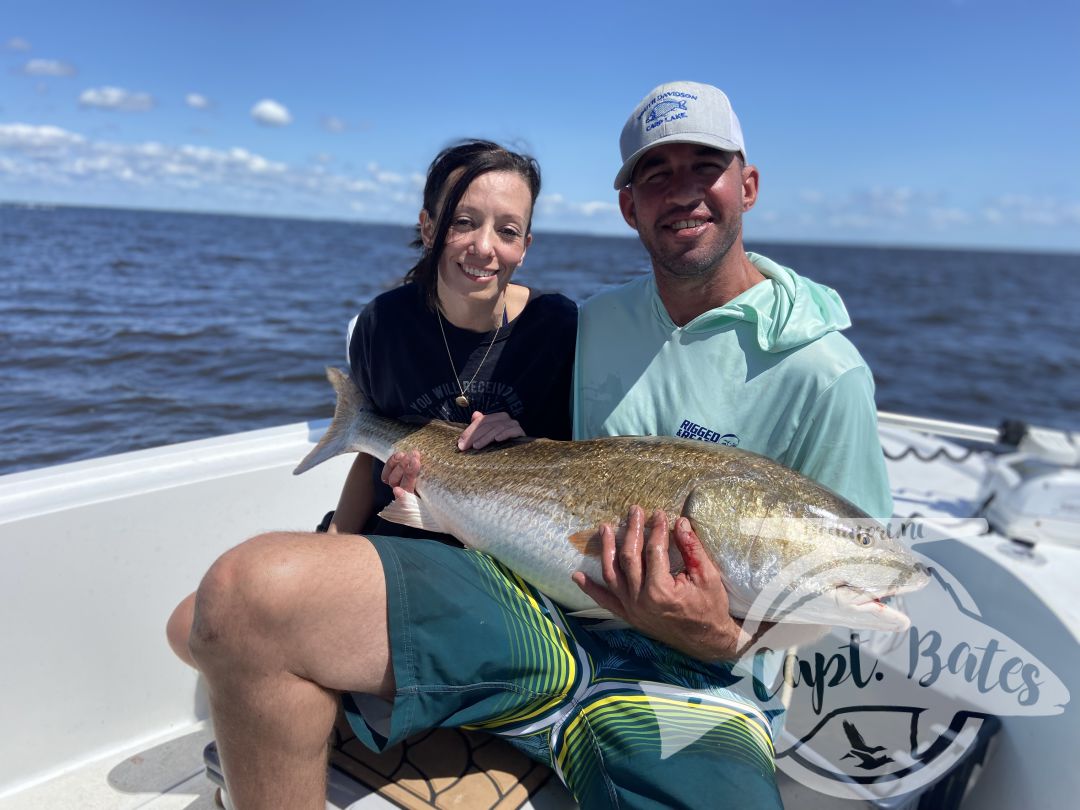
[{"x1": 348, "y1": 281, "x2": 577, "y2": 540}]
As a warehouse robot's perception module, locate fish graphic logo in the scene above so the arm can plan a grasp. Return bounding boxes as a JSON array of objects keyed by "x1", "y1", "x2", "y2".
[{"x1": 646, "y1": 100, "x2": 688, "y2": 122}]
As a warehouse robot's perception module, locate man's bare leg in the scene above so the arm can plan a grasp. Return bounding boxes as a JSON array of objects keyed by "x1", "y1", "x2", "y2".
[
  {"x1": 167, "y1": 592, "x2": 197, "y2": 667},
  {"x1": 189, "y1": 531, "x2": 393, "y2": 810}
]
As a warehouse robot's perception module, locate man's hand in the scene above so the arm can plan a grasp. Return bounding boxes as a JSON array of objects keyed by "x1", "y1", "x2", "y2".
[
  {"x1": 571, "y1": 505, "x2": 746, "y2": 662},
  {"x1": 457, "y1": 411, "x2": 525, "y2": 450}
]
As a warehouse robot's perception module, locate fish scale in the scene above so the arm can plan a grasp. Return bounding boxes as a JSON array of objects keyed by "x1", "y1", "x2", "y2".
[{"x1": 295, "y1": 368, "x2": 930, "y2": 633}]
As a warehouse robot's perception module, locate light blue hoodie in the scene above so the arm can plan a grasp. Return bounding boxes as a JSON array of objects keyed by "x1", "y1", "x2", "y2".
[{"x1": 573, "y1": 252, "x2": 892, "y2": 518}]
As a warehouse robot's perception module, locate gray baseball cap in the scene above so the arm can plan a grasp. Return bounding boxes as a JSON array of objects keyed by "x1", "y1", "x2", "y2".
[{"x1": 614, "y1": 81, "x2": 747, "y2": 189}]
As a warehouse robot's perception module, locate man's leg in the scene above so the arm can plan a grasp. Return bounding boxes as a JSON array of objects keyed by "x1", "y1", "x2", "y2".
[
  {"x1": 189, "y1": 531, "x2": 392, "y2": 810},
  {"x1": 166, "y1": 592, "x2": 196, "y2": 667}
]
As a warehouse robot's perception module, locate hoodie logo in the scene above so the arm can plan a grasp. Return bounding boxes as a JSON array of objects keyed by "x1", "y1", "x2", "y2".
[{"x1": 675, "y1": 420, "x2": 737, "y2": 446}]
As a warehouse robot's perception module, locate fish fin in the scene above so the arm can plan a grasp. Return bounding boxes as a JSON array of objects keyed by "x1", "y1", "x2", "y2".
[
  {"x1": 377, "y1": 490, "x2": 449, "y2": 534},
  {"x1": 741, "y1": 585, "x2": 912, "y2": 632},
  {"x1": 294, "y1": 367, "x2": 367, "y2": 475},
  {"x1": 566, "y1": 607, "x2": 620, "y2": 622},
  {"x1": 568, "y1": 529, "x2": 603, "y2": 558},
  {"x1": 569, "y1": 519, "x2": 676, "y2": 560}
]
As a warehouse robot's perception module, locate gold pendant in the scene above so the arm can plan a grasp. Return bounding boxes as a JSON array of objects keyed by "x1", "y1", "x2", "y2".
[{"x1": 455, "y1": 395, "x2": 470, "y2": 408}]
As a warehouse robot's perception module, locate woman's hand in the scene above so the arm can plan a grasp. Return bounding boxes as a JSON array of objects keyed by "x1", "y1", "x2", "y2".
[
  {"x1": 457, "y1": 411, "x2": 525, "y2": 450},
  {"x1": 380, "y1": 411, "x2": 524, "y2": 496},
  {"x1": 382, "y1": 450, "x2": 422, "y2": 493}
]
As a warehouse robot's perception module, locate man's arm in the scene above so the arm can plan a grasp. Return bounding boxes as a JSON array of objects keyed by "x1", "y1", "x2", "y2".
[{"x1": 783, "y1": 367, "x2": 893, "y2": 519}]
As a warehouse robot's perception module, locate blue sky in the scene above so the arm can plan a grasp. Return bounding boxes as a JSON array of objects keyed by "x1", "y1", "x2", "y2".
[{"x1": 2, "y1": 0, "x2": 1078, "y2": 252}]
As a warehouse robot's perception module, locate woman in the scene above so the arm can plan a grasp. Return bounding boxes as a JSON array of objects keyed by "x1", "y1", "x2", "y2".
[
  {"x1": 167, "y1": 139, "x2": 575, "y2": 661},
  {"x1": 328, "y1": 139, "x2": 576, "y2": 542}
]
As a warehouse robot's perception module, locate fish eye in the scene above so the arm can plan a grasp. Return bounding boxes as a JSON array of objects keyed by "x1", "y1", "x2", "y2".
[{"x1": 857, "y1": 531, "x2": 874, "y2": 547}]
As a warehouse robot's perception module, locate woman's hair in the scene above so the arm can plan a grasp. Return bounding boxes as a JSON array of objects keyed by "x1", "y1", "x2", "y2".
[{"x1": 404, "y1": 139, "x2": 541, "y2": 311}]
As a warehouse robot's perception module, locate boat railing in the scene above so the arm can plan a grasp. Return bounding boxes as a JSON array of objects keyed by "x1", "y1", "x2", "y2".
[{"x1": 878, "y1": 410, "x2": 1078, "y2": 467}]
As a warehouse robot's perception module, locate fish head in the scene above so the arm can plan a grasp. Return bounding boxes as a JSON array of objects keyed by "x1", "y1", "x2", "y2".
[
  {"x1": 685, "y1": 476, "x2": 930, "y2": 632},
  {"x1": 747, "y1": 501, "x2": 931, "y2": 632}
]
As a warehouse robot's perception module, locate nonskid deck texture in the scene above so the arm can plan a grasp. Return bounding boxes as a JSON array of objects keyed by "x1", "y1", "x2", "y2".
[
  {"x1": 0, "y1": 720, "x2": 572, "y2": 810},
  {"x1": 205, "y1": 713, "x2": 576, "y2": 810},
  {"x1": 327, "y1": 720, "x2": 566, "y2": 809}
]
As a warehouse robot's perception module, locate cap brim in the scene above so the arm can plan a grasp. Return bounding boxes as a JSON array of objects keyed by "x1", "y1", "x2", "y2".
[{"x1": 613, "y1": 133, "x2": 745, "y2": 189}]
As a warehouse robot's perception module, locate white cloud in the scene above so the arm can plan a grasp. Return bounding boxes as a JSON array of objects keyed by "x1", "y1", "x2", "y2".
[
  {"x1": 0, "y1": 122, "x2": 86, "y2": 150},
  {"x1": 22, "y1": 58, "x2": 76, "y2": 77},
  {"x1": 860, "y1": 186, "x2": 916, "y2": 218},
  {"x1": 929, "y1": 207, "x2": 973, "y2": 229},
  {"x1": 0, "y1": 122, "x2": 423, "y2": 218},
  {"x1": 6, "y1": 37, "x2": 31, "y2": 51},
  {"x1": 826, "y1": 212, "x2": 877, "y2": 230},
  {"x1": 536, "y1": 192, "x2": 618, "y2": 219},
  {"x1": 753, "y1": 184, "x2": 1080, "y2": 247},
  {"x1": 321, "y1": 115, "x2": 346, "y2": 133},
  {"x1": 251, "y1": 99, "x2": 292, "y2": 127},
  {"x1": 769, "y1": 185, "x2": 944, "y2": 234},
  {"x1": 79, "y1": 86, "x2": 155, "y2": 111},
  {"x1": 186, "y1": 93, "x2": 210, "y2": 110},
  {"x1": 367, "y1": 162, "x2": 404, "y2": 184},
  {"x1": 982, "y1": 194, "x2": 1080, "y2": 228},
  {"x1": 578, "y1": 201, "x2": 619, "y2": 217}
]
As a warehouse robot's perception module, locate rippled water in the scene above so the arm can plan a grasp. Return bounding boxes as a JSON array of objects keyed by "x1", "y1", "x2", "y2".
[{"x1": 3, "y1": 204, "x2": 1078, "y2": 476}]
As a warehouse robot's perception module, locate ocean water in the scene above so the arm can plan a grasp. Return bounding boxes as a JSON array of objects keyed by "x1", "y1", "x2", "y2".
[{"x1": 3, "y1": 203, "x2": 1079, "y2": 477}]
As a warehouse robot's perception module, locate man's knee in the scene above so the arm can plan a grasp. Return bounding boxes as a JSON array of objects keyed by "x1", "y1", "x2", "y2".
[
  {"x1": 188, "y1": 532, "x2": 303, "y2": 665},
  {"x1": 166, "y1": 593, "x2": 197, "y2": 667},
  {"x1": 188, "y1": 531, "x2": 384, "y2": 671}
]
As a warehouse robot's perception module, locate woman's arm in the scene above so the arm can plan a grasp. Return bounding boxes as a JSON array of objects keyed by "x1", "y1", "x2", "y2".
[{"x1": 328, "y1": 452, "x2": 376, "y2": 534}]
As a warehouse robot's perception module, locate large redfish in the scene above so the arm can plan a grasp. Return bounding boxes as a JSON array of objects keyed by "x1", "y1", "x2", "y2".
[{"x1": 295, "y1": 368, "x2": 928, "y2": 632}]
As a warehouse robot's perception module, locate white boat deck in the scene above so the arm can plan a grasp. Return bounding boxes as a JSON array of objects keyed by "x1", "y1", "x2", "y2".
[
  {"x1": 0, "y1": 725, "x2": 217, "y2": 810},
  {"x1": 2, "y1": 419, "x2": 1075, "y2": 809}
]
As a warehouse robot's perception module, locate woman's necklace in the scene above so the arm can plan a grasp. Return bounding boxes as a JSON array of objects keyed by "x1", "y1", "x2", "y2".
[{"x1": 436, "y1": 298, "x2": 507, "y2": 409}]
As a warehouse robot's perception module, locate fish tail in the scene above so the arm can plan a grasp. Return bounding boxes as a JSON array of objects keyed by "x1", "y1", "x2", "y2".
[{"x1": 293, "y1": 367, "x2": 366, "y2": 475}]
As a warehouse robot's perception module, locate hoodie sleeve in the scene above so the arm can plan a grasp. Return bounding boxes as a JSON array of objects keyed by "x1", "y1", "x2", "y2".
[{"x1": 781, "y1": 366, "x2": 893, "y2": 520}]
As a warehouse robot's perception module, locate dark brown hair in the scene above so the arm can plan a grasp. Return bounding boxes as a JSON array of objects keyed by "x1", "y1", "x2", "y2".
[{"x1": 405, "y1": 139, "x2": 541, "y2": 311}]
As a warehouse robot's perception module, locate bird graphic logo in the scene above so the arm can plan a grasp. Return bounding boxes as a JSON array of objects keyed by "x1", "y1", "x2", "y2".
[{"x1": 839, "y1": 720, "x2": 894, "y2": 770}]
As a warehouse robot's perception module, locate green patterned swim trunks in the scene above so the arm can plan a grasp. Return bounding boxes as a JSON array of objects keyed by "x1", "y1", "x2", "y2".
[{"x1": 345, "y1": 536, "x2": 784, "y2": 810}]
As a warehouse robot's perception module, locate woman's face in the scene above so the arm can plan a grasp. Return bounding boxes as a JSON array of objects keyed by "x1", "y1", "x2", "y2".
[{"x1": 424, "y1": 170, "x2": 533, "y2": 312}]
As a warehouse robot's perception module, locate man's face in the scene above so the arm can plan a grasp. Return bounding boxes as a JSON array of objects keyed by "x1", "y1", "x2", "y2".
[{"x1": 619, "y1": 143, "x2": 758, "y2": 281}]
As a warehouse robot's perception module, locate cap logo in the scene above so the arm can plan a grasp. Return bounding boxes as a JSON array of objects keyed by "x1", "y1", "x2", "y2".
[
  {"x1": 645, "y1": 100, "x2": 687, "y2": 122},
  {"x1": 640, "y1": 90, "x2": 698, "y2": 132}
]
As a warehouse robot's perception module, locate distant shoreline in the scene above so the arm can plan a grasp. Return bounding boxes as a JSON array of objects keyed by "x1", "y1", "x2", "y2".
[{"x1": 4, "y1": 199, "x2": 1078, "y2": 259}]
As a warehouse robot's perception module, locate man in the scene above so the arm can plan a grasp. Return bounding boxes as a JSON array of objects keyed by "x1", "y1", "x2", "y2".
[
  {"x1": 190, "y1": 81, "x2": 890, "y2": 810},
  {"x1": 574, "y1": 80, "x2": 890, "y2": 522}
]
